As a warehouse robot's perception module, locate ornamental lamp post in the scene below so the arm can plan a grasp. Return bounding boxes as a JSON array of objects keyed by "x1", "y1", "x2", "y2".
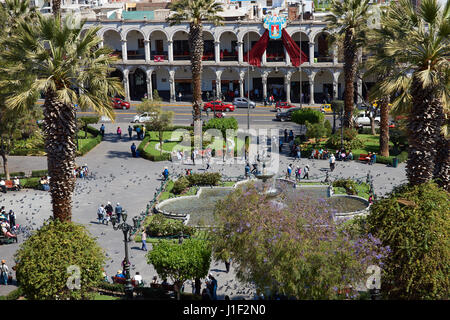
[{"x1": 111, "y1": 210, "x2": 139, "y2": 299}]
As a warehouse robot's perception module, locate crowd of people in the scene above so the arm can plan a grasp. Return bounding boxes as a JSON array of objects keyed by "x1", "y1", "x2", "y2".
[
  {"x1": 0, "y1": 206, "x2": 17, "y2": 242},
  {"x1": 74, "y1": 164, "x2": 89, "y2": 179},
  {"x1": 96, "y1": 202, "x2": 124, "y2": 225}
]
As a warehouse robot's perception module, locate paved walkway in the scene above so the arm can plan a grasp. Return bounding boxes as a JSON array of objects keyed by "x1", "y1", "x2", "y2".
[{"x1": 0, "y1": 121, "x2": 407, "y2": 299}]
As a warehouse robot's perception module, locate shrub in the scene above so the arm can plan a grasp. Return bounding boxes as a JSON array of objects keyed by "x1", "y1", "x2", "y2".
[
  {"x1": 204, "y1": 117, "x2": 238, "y2": 136},
  {"x1": 292, "y1": 108, "x2": 324, "y2": 125},
  {"x1": 305, "y1": 121, "x2": 328, "y2": 145},
  {"x1": 14, "y1": 219, "x2": 106, "y2": 300},
  {"x1": 326, "y1": 132, "x2": 364, "y2": 150},
  {"x1": 172, "y1": 177, "x2": 190, "y2": 195},
  {"x1": 185, "y1": 173, "x2": 221, "y2": 186},
  {"x1": 146, "y1": 214, "x2": 196, "y2": 238},
  {"x1": 77, "y1": 135, "x2": 101, "y2": 156},
  {"x1": 367, "y1": 182, "x2": 449, "y2": 299},
  {"x1": 21, "y1": 177, "x2": 41, "y2": 189},
  {"x1": 0, "y1": 287, "x2": 23, "y2": 300},
  {"x1": 330, "y1": 100, "x2": 344, "y2": 114},
  {"x1": 0, "y1": 171, "x2": 25, "y2": 178},
  {"x1": 134, "y1": 287, "x2": 172, "y2": 300},
  {"x1": 390, "y1": 128, "x2": 408, "y2": 153},
  {"x1": 324, "y1": 119, "x2": 332, "y2": 137},
  {"x1": 95, "y1": 281, "x2": 125, "y2": 293},
  {"x1": 332, "y1": 179, "x2": 358, "y2": 195}
]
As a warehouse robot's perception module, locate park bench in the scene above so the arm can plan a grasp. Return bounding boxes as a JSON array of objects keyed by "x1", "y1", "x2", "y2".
[
  {"x1": 4, "y1": 180, "x2": 20, "y2": 191},
  {"x1": 150, "y1": 283, "x2": 175, "y2": 292},
  {"x1": 111, "y1": 276, "x2": 142, "y2": 288},
  {"x1": 358, "y1": 154, "x2": 371, "y2": 163}
]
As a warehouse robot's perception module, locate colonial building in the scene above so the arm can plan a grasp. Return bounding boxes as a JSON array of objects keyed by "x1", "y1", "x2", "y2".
[{"x1": 81, "y1": 1, "x2": 378, "y2": 103}]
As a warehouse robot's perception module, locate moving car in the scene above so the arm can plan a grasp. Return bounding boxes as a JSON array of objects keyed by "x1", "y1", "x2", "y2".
[
  {"x1": 132, "y1": 112, "x2": 157, "y2": 123},
  {"x1": 112, "y1": 97, "x2": 130, "y2": 110},
  {"x1": 203, "y1": 101, "x2": 235, "y2": 112},
  {"x1": 232, "y1": 97, "x2": 256, "y2": 109},
  {"x1": 275, "y1": 101, "x2": 295, "y2": 112},
  {"x1": 275, "y1": 107, "x2": 302, "y2": 122},
  {"x1": 354, "y1": 113, "x2": 381, "y2": 126}
]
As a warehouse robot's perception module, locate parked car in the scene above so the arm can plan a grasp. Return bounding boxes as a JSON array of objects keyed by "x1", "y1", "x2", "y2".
[
  {"x1": 274, "y1": 101, "x2": 295, "y2": 112},
  {"x1": 276, "y1": 107, "x2": 302, "y2": 122},
  {"x1": 112, "y1": 97, "x2": 130, "y2": 110},
  {"x1": 132, "y1": 112, "x2": 157, "y2": 123},
  {"x1": 203, "y1": 100, "x2": 235, "y2": 112},
  {"x1": 354, "y1": 112, "x2": 381, "y2": 126},
  {"x1": 233, "y1": 97, "x2": 256, "y2": 109}
]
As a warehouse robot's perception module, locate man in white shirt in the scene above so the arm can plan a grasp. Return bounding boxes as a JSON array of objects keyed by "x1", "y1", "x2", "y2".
[
  {"x1": 132, "y1": 272, "x2": 143, "y2": 285},
  {"x1": 0, "y1": 180, "x2": 6, "y2": 193},
  {"x1": 330, "y1": 154, "x2": 336, "y2": 172},
  {"x1": 13, "y1": 177, "x2": 21, "y2": 190}
]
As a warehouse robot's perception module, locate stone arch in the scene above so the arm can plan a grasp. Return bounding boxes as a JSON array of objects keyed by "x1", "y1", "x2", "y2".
[
  {"x1": 241, "y1": 30, "x2": 261, "y2": 61},
  {"x1": 149, "y1": 30, "x2": 168, "y2": 61},
  {"x1": 103, "y1": 29, "x2": 122, "y2": 58},
  {"x1": 153, "y1": 67, "x2": 171, "y2": 101},
  {"x1": 314, "y1": 69, "x2": 334, "y2": 103},
  {"x1": 290, "y1": 31, "x2": 310, "y2": 61},
  {"x1": 202, "y1": 67, "x2": 216, "y2": 99},
  {"x1": 267, "y1": 69, "x2": 286, "y2": 101},
  {"x1": 129, "y1": 67, "x2": 147, "y2": 101},
  {"x1": 202, "y1": 31, "x2": 215, "y2": 61},
  {"x1": 126, "y1": 29, "x2": 145, "y2": 60},
  {"x1": 219, "y1": 31, "x2": 238, "y2": 62},
  {"x1": 174, "y1": 67, "x2": 193, "y2": 101},
  {"x1": 172, "y1": 30, "x2": 190, "y2": 61},
  {"x1": 313, "y1": 31, "x2": 332, "y2": 63},
  {"x1": 220, "y1": 68, "x2": 240, "y2": 101},
  {"x1": 290, "y1": 70, "x2": 310, "y2": 103},
  {"x1": 242, "y1": 67, "x2": 263, "y2": 100}
]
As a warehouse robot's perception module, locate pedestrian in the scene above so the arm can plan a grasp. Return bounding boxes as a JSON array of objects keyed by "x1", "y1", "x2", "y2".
[
  {"x1": 289, "y1": 130, "x2": 294, "y2": 142},
  {"x1": 136, "y1": 126, "x2": 141, "y2": 140},
  {"x1": 117, "y1": 127, "x2": 122, "y2": 139},
  {"x1": 141, "y1": 230, "x2": 148, "y2": 251},
  {"x1": 128, "y1": 125, "x2": 133, "y2": 139},
  {"x1": 105, "y1": 201, "x2": 113, "y2": 224},
  {"x1": 162, "y1": 167, "x2": 169, "y2": 180},
  {"x1": 97, "y1": 204, "x2": 106, "y2": 224},
  {"x1": 245, "y1": 162, "x2": 251, "y2": 178},
  {"x1": 0, "y1": 260, "x2": 8, "y2": 285},
  {"x1": 286, "y1": 164, "x2": 292, "y2": 179},
  {"x1": 284, "y1": 129, "x2": 288, "y2": 143},
  {"x1": 0, "y1": 180, "x2": 6, "y2": 193},
  {"x1": 142, "y1": 125, "x2": 146, "y2": 139},
  {"x1": 115, "y1": 203, "x2": 123, "y2": 223},
  {"x1": 303, "y1": 165, "x2": 309, "y2": 180},
  {"x1": 224, "y1": 258, "x2": 231, "y2": 273},
  {"x1": 131, "y1": 143, "x2": 137, "y2": 157},
  {"x1": 206, "y1": 156, "x2": 211, "y2": 171},
  {"x1": 208, "y1": 274, "x2": 218, "y2": 300},
  {"x1": 296, "y1": 145, "x2": 301, "y2": 159},
  {"x1": 100, "y1": 124, "x2": 105, "y2": 139},
  {"x1": 191, "y1": 150, "x2": 195, "y2": 165},
  {"x1": 329, "y1": 154, "x2": 336, "y2": 172},
  {"x1": 295, "y1": 166, "x2": 301, "y2": 181},
  {"x1": 8, "y1": 210, "x2": 15, "y2": 228}
]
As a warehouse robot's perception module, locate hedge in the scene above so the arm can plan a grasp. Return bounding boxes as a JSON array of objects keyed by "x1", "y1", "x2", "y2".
[
  {"x1": 137, "y1": 136, "x2": 172, "y2": 161},
  {"x1": 77, "y1": 135, "x2": 102, "y2": 156},
  {"x1": 0, "y1": 171, "x2": 26, "y2": 178},
  {"x1": 353, "y1": 150, "x2": 408, "y2": 165},
  {"x1": 95, "y1": 281, "x2": 125, "y2": 293},
  {"x1": 0, "y1": 288, "x2": 23, "y2": 300},
  {"x1": 21, "y1": 177, "x2": 41, "y2": 189},
  {"x1": 9, "y1": 148, "x2": 44, "y2": 156},
  {"x1": 31, "y1": 170, "x2": 48, "y2": 177}
]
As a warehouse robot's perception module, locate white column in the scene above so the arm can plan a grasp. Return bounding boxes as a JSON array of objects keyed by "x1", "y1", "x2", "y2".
[
  {"x1": 168, "y1": 40, "x2": 173, "y2": 63},
  {"x1": 262, "y1": 51, "x2": 267, "y2": 65},
  {"x1": 309, "y1": 41, "x2": 314, "y2": 64},
  {"x1": 357, "y1": 77, "x2": 363, "y2": 104},
  {"x1": 215, "y1": 70, "x2": 222, "y2": 99},
  {"x1": 123, "y1": 68, "x2": 130, "y2": 101},
  {"x1": 144, "y1": 39, "x2": 151, "y2": 63},
  {"x1": 215, "y1": 40, "x2": 221, "y2": 63},
  {"x1": 169, "y1": 69, "x2": 175, "y2": 102},
  {"x1": 333, "y1": 44, "x2": 338, "y2": 65},
  {"x1": 238, "y1": 41, "x2": 243, "y2": 63},
  {"x1": 262, "y1": 73, "x2": 268, "y2": 101},
  {"x1": 239, "y1": 72, "x2": 245, "y2": 98},
  {"x1": 99, "y1": 40, "x2": 104, "y2": 48},
  {"x1": 332, "y1": 71, "x2": 340, "y2": 100},
  {"x1": 285, "y1": 47, "x2": 291, "y2": 65},
  {"x1": 285, "y1": 73, "x2": 292, "y2": 103},
  {"x1": 308, "y1": 73, "x2": 315, "y2": 104},
  {"x1": 146, "y1": 69, "x2": 153, "y2": 100},
  {"x1": 121, "y1": 39, "x2": 128, "y2": 62}
]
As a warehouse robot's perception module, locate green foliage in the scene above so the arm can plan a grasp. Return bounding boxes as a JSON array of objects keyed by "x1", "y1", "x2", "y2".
[
  {"x1": 330, "y1": 100, "x2": 344, "y2": 113},
  {"x1": 326, "y1": 128, "x2": 364, "y2": 150},
  {"x1": 367, "y1": 182, "x2": 450, "y2": 299},
  {"x1": 185, "y1": 172, "x2": 221, "y2": 187},
  {"x1": 95, "y1": 281, "x2": 125, "y2": 293},
  {"x1": 137, "y1": 135, "x2": 172, "y2": 161},
  {"x1": 77, "y1": 134, "x2": 101, "y2": 156},
  {"x1": 14, "y1": 219, "x2": 106, "y2": 300},
  {"x1": 31, "y1": 170, "x2": 48, "y2": 177},
  {"x1": 305, "y1": 121, "x2": 328, "y2": 144},
  {"x1": 332, "y1": 179, "x2": 359, "y2": 195},
  {"x1": 146, "y1": 214, "x2": 196, "y2": 237},
  {"x1": 390, "y1": 128, "x2": 408, "y2": 153},
  {"x1": 324, "y1": 119, "x2": 332, "y2": 137},
  {"x1": 204, "y1": 117, "x2": 238, "y2": 136},
  {"x1": 0, "y1": 171, "x2": 25, "y2": 178},
  {"x1": 146, "y1": 239, "x2": 212, "y2": 297},
  {"x1": 152, "y1": 89, "x2": 162, "y2": 102},
  {"x1": 291, "y1": 108, "x2": 325, "y2": 125},
  {"x1": 20, "y1": 177, "x2": 41, "y2": 189},
  {"x1": 134, "y1": 286, "x2": 171, "y2": 300},
  {"x1": 0, "y1": 287, "x2": 23, "y2": 300},
  {"x1": 172, "y1": 177, "x2": 190, "y2": 195}
]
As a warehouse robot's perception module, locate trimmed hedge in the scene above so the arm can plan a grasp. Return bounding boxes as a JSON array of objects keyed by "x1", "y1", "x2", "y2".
[
  {"x1": 85, "y1": 125, "x2": 101, "y2": 137},
  {"x1": 9, "y1": 148, "x2": 44, "y2": 156},
  {"x1": 96, "y1": 281, "x2": 125, "y2": 293},
  {"x1": 31, "y1": 170, "x2": 48, "y2": 177},
  {"x1": 146, "y1": 214, "x2": 196, "y2": 237},
  {"x1": 185, "y1": 172, "x2": 221, "y2": 186},
  {"x1": 21, "y1": 177, "x2": 41, "y2": 189},
  {"x1": 77, "y1": 135, "x2": 102, "y2": 156},
  {"x1": 137, "y1": 136, "x2": 171, "y2": 162},
  {"x1": 172, "y1": 177, "x2": 190, "y2": 195},
  {"x1": 0, "y1": 171, "x2": 26, "y2": 178}
]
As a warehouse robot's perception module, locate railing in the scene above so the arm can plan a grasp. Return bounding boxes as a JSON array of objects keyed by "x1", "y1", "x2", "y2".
[{"x1": 173, "y1": 53, "x2": 190, "y2": 60}]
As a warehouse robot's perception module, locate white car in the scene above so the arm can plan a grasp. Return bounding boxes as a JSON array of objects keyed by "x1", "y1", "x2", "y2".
[
  {"x1": 354, "y1": 113, "x2": 381, "y2": 126},
  {"x1": 132, "y1": 112, "x2": 157, "y2": 123}
]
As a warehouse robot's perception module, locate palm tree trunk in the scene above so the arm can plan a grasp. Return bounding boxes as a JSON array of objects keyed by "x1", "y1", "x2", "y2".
[
  {"x1": 52, "y1": 0, "x2": 61, "y2": 19},
  {"x1": 1, "y1": 152, "x2": 9, "y2": 181},
  {"x1": 189, "y1": 22, "x2": 203, "y2": 123},
  {"x1": 43, "y1": 90, "x2": 77, "y2": 222},
  {"x1": 433, "y1": 133, "x2": 449, "y2": 191},
  {"x1": 343, "y1": 29, "x2": 356, "y2": 128},
  {"x1": 406, "y1": 77, "x2": 445, "y2": 186},
  {"x1": 379, "y1": 96, "x2": 390, "y2": 157}
]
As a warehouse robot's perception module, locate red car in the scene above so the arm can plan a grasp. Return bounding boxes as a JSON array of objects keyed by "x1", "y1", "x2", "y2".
[
  {"x1": 203, "y1": 101, "x2": 235, "y2": 113},
  {"x1": 112, "y1": 97, "x2": 130, "y2": 110},
  {"x1": 275, "y1": 101, "x2": 295, "y2": 112}
]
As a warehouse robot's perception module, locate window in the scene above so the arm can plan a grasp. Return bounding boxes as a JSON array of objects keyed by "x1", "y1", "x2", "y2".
[
  {"x1": 267, "y1": 0, "x2": 272, "y2": 6},
  {"x1": 138, "y1": 39, "x2": 144, "y2": 48}
]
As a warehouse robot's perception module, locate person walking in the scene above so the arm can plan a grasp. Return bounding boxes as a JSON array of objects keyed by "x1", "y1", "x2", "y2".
[
  {"x1": 142, "y1": 125, "x2": 146, "y2": 139},
  {"x1": 296, "y1": 145, "x2": 301, "y2": 159},
  {"x1": 303, "y1": 165, "x2": 309, "y2": 180},
  {"x1": 295, "y1": 166, "x2": 302, "y2": 181},
  {"x1": 289, "y1": 130, "x2": 294, "y2": 142},
  {"x1": 205, "y1": 156, "x2": 211, "y2": 171},
  {"x1": 329, "y1": 154, "x2": 336, "y2": 172},
  {"x1": 131, "y1": 143, "x2": 137, "y2": 157},
  {"x1": 8, "y1": 210, "x2": 16, "y2": 228},
  {"x1": 105, "y1": 201, "x2": 113, "y2": 225},
  {"x1": 136, "y1": 126, "x2": 141, "y2": 140},
  {"x1": 128, "y1": 125, "x2": 133, "y2": 139},
  {"x1": 208, "y1": 274, "x2": 218, "y2": 300},
  {"x1": 97, "y1": 204, "x2": 106, "y2": 224},
  {"x1": 141, "y1": 230, "x2": 148, "y2": 251},
  {"x1": 117, "y1": 127, "x2": 122, "y2": 139},
  {"x1": 286, "y1": 164, "x2": 292, "y2": 179},
  {"x1": 100, "y1": 124, "x2": 105, "y2": 139},
  {"x1": 0, "y1": 260, "x2": 9, "y2": 285},
  {"x1": 0, "y1": 180, "x2": 6, "y2": 193},
  {"x1": 191, "y1": 150, "x2": 195, "y2": 166},
  {"x1": 115, "y1": 203, "x2": 123, "y2": 223},
  {"x1": 224, "y1": 258, "x2": 231, "y2": 273},
  {"x1": 284, "y1": 129, "x2": 288, "y2": 143}
]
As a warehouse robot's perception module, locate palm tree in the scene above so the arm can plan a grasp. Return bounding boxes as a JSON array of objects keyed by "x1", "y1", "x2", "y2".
[
  {"x1": 0, "y1": 14, "x2": 123, "y2": 221},
  {"x1": 167, "y1": 0, "x2": 223, "y2": 124},
  {"x1": 325, "y1": 0, "x2": 371, "y2": 128},
  {"x1": 367, "y1": 0, "x2": 449, "y2": 188}
]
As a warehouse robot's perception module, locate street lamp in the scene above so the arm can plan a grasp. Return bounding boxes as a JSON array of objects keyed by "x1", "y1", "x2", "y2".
[
  {"x1": 339, "y1": 108, "x2": 344, "y2": 151},
  {"x1": 111, "y1": 210, "x2": 139, "y2": 299}
]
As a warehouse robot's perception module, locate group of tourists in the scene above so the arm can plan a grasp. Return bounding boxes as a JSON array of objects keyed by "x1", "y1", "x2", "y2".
[
  {"x1": 96, "y1": 202, "x2": 124, "y2": 225},
  {"x1": 0, "y1": 176, "x2": 21, "y2": 193},
  {"x1": 0, "y1": 207, "x2": 17, "y2": 242},
  {"x1": 73, "y1": 164, "x2": 89, "y2": 179},
  {"x1": 128, "y1": 125, "x2": 145, "y2": 140},
  {"x1": 286, "y1": 164, "x2": 310, "y2": 181}
]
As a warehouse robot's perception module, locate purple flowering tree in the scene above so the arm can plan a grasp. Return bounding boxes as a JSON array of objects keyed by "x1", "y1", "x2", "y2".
[{"x1": 211, "y1": 183, "x2": 390, "y2": 299}]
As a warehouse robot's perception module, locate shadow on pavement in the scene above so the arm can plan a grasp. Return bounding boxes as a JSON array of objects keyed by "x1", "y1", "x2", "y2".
[{"x1": 106, "y1": 151, "x2": 133, "y2": 159}]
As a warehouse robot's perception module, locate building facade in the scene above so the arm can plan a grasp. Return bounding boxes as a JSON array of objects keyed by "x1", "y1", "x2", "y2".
[{"x1": 83, "y1": 16, "x2": 376, "y2": 103}]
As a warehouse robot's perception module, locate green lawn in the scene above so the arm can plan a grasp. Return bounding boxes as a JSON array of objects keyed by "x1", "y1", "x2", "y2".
[{"x1": 93, "y1": 293, "x2": 120, "y2": 300}]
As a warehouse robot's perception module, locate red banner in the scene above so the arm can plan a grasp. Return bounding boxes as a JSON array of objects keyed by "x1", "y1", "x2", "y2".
[{"x1": 154, "y1": 55, "x2": 164, "y2": 62}]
